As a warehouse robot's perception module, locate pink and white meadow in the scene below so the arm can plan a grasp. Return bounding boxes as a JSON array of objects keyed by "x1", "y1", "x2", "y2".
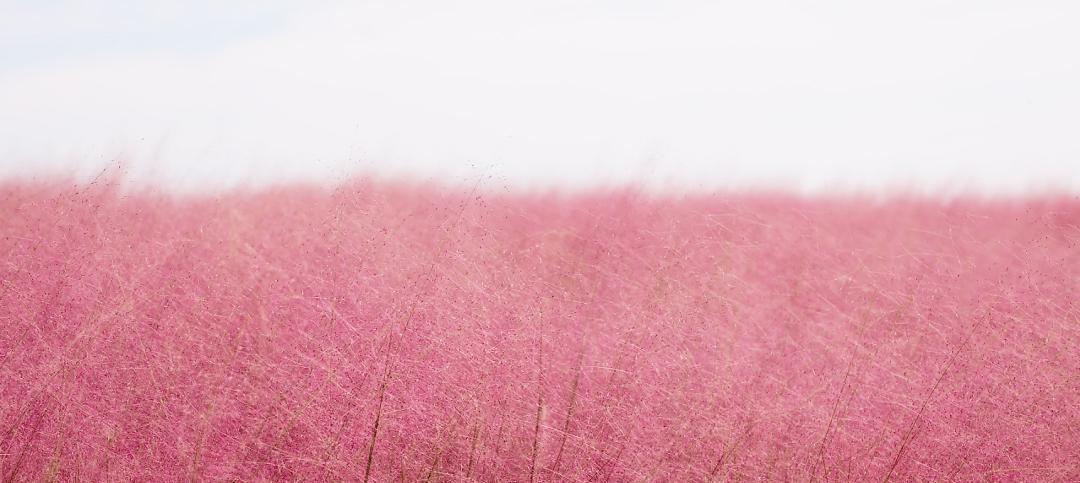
[{"x1": 1, "y1": 179, "x2": 1077, "y2": 481}]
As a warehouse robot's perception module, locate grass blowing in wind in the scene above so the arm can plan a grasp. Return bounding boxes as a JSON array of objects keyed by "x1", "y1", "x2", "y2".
[
  {"x1": 1, "y1": 177, "x2": 1077, "y2": 481},
  {"x1": 4, "y1": 0, "x2": 1080, "y2": 481}
]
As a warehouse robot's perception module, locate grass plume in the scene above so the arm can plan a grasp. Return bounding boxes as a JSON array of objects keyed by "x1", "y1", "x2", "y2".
[{"x1": 0, "y1": 178, "x2": 1077, "y2": 481}]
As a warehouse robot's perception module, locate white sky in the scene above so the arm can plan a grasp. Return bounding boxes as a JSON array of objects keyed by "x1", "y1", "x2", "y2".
[{"x1": 2, "y1": 0, "x2": 1079, "y2": 193}]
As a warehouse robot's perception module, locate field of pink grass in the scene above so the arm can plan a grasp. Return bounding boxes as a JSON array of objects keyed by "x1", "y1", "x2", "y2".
[{"x1": 1, "y1": 178, "x2": 1077, "y2": 482}]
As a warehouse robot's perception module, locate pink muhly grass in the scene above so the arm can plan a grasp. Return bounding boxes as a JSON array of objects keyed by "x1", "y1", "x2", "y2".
[{"x1": 0, "y1": 177, "x2": 1078, "y2": 482}]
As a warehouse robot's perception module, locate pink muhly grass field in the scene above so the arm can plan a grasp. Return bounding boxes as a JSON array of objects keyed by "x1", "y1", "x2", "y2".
[{"x1": 1, "y1": 178, "x2": 1077, "y2": 482}]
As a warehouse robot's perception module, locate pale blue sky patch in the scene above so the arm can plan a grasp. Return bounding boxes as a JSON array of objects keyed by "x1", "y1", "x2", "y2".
[{"x1": 0, "y1": 1, "x2": 296, "y2": 72}]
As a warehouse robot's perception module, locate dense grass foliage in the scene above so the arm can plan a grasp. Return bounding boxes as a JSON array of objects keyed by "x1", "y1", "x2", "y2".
[{"x1": 1, "y1": 179, "x2": 1077, "y2": 481}]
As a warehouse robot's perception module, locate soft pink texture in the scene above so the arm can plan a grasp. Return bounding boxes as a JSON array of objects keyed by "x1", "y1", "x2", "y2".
[{"x1": 1, "y1": 179, "x2": 1077, "y2": 482}]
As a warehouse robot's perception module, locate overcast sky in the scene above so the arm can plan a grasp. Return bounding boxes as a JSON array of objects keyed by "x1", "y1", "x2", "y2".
[{"x1": 2, "y1": 0, "x2": 1079, "y2": 193}]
